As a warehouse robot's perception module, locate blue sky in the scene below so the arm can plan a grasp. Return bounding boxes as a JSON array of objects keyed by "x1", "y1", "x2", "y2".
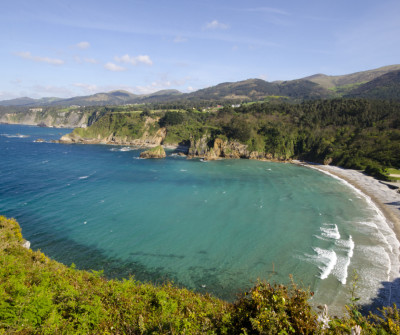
[{"x1": 1, "y1": 0, "x2": 399, "y2": 100}]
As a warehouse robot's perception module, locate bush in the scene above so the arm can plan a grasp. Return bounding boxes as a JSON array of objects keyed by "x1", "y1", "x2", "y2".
[
  {"x1": 365, "y1": 164, "x2": 390, "y2": 181},
  {"x1": 230, "y1": 279, "x2": 318, "y2": 334},
  {"x1": 159, "y1": 111, "x2": 185, "y2": 127},
  {"x1": 225, "y1": 116, "x2": 252, "y2": 142}
]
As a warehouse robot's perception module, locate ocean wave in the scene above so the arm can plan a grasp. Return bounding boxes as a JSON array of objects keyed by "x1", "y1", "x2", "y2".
[
  {"x1": 313, "y1": 247, "x2": 338, "y2": 279},
  {"x1": 320, "y1": 224, "x2": 341, "y2": 240},
  {"x1": 308, "y1": 166, "x2": 400, "y2": 283},
  {"x1": 1, "y1": 133, "x2": 29, "y2": 138},
  {"x1": 333, "y1": 236, "x2": 355, "y2": 284},
  {"x1": 110, "y1": 146, "x2": 133, "y2": 152}
]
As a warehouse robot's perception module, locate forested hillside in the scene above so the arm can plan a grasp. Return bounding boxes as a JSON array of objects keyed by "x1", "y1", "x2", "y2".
[{"x1": 60, "y1": 98, "x2": 400, "y2": 180}]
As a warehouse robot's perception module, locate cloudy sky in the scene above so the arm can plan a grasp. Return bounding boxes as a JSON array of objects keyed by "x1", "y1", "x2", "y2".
[{"x1": 1, "y1": 0, "x2": 399, "y2": 100}]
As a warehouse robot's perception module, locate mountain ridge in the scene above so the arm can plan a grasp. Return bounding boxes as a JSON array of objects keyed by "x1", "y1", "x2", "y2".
[{"x1": 1, "y1": 64, "x2": 400, "y2": 107}]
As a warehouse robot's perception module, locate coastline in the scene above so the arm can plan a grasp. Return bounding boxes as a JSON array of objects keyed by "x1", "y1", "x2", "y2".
[
  {"x1": 294, "y1": 161, "x2": 400, "y2": 310},
  {"x1": 295, "y1": 162, "x2": 400, "y2": 240}
]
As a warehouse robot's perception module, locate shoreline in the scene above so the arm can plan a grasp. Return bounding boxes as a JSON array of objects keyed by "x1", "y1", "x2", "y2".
[
  {"x1": 294, "y1": 161, "x2": 400, "y2": 241},
  {"x1": 294, "y1": 161, "x2": 400, "y2": 310}
]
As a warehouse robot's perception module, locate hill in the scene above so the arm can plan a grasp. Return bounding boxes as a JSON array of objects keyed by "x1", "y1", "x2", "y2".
[
  {"x1": 0, "y1": 96, "x2": 63, "y2": 107},
  {"x1": 302, "y1": 64, "x2": 400, "y2": 89},
  {"x1": 1, "y1": 65, "x2": 400, "y2": 107},
  {"x1": 345, "y1": 69, "x2": 400, "y2": 100}
]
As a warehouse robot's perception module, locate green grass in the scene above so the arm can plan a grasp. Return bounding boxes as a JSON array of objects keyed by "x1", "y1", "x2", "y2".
[
  {"x1": 387, "y1": 168, "x2": 400, "y2": 175},
  {"x1": 328, "y1": 82, "x2": 367, "y2": 95}
]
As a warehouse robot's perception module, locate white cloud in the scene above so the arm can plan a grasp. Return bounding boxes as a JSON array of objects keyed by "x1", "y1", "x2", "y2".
[
  {"x1": 31, "y1": 85, "x2": 74, "y2": 97},
  {"x1": 76, "y1": 41, "x2": 90, "y2": 49},
  {"x1": 104, "y1": 62, "x2": 126, "y2": 72},
  {"x1": 15, "y1": 51, "x2": 64, "y2": 65},
  {"x1": 73, "y1": 83, "x2": 99, "y2": 94},
  {"x1": 84, "y1": 58, "x2": 97, "y2": 64},
  {"x1": 134, "y1": 76, "x2": 190, "y2": 94},
  {"x1": 0, "y1": 91, "x2": 20, "y2": 100},
  {"x1": 187, "y1": 86, "x2": 195, "y2": 92},
  {"x1": 173, "y1": 36, "x2": 188, "y2": 43},
  {"x1": 114, "y1": 54, "x2": 153, "y2": 66},
  {"x1": 204, "y1": 20, "x2": 229, "y2": 30},
  {"x1": 74, "y1": 56, "x2": 98, "y2": 64}
]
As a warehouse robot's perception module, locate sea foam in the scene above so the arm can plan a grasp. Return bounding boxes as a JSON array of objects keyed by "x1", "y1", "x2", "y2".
[
  {"x1": 320, "y1": 224, "x2": 341, "y2": 240},
  {"x1": 307, "y1": 165, "x2": 400, "y2": 283},
  {"x1": 313, "y1": 247, "x2": 338, "y2": 279}
]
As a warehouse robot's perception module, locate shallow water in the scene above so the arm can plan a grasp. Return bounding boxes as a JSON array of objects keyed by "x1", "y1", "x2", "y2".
[{"x1": 1, "y1": 124, "x2": 398, "y2": 313}]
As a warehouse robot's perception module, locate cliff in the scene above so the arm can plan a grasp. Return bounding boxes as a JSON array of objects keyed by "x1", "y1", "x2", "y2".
[
  {"x1": 58, "y1": 111, "x2": 293, "y2": 162},
  {"x1": 59, "y1": 114, "x2": 167, "y2": 147},
  {"x1": 187, "y1": 135, "x2": 291, "y2": 162},
  {"x1": 0, "y1": 109, "x2": 95, "y2": 128}
]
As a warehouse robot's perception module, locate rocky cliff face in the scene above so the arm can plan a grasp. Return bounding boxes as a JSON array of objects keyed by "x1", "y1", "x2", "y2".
[
  {"x1": 59, "y1": 126, "x2": 167, "y2": 147},
  {"x1": 187, "y1": 135, "x2": 290, "y2": 161},
  {"x1": 0, "y1": 110, "x2": 93, "y2": 128}
]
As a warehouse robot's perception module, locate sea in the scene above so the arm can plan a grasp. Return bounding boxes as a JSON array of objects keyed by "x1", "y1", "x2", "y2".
[{"x1": 1, "y1": 124, "x2": 399, "y2": 314}]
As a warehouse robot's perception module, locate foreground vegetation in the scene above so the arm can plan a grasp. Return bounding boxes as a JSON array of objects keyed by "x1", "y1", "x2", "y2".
[{"x1": 1, "y1": 215, "x2": 400, "y2": 334}]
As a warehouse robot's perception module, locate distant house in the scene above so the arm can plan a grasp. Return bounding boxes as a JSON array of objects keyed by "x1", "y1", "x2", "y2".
[
  {"x1": 232, "y1": 104, "x2": 241, "y2": 108},
  {"x1": 29, "y1": 108, "x2": 43, "y2": 112}
]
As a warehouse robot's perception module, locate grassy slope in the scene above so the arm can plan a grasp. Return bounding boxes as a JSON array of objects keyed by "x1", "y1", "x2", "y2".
[{"x1": 303, "y1": 65, "x2": 400, "y2": 89}]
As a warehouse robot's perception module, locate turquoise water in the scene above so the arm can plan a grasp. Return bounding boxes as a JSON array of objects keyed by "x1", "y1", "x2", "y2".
[{"x1": 1, "y1": 124, "x2": 398, "y2": 313}]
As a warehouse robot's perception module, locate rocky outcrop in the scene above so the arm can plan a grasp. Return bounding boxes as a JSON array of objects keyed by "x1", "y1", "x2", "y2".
[
  {"x1": 139, "y1": 145, "x2": 166, "y2": 159},
  {"x1": 59, "y1": 127, "x2": 167, "y2": 147},
  {"x1": 0, "y1": 110, "x2": 95, "y2": 128},
  {"x1": 187, "y1": 135, "x2": 291, "y2": 162}
]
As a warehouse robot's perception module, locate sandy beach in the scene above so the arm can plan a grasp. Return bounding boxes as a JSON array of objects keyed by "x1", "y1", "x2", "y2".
[
  {"x1": 296, "y1": 162, "x2": 400, "y2": 239},
  {"x1": 294, "y1": 161, "x2": 400, "y2": 310}
]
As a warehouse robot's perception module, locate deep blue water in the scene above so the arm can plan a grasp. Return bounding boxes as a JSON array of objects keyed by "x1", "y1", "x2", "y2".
[{"x1": 1, "y1": 124, "x2": 398, "y2": 312}]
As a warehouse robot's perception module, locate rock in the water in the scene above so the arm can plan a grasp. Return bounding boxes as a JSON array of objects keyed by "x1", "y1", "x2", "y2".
[{"x1": 139, "y1": 145, "x2": 166, "y2": 159}]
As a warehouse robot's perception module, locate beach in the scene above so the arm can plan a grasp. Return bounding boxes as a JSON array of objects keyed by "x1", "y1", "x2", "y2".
[
  {"x1": 295, "y1": 162, "x2": 400, "y2": 310},
  {"x1": 297, "y1": 163, "x2": 400, "y2": 238}
]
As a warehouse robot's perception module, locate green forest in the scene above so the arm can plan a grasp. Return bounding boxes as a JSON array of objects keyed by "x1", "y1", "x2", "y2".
[{"x1": 69, "y1": 98, "x2": 400, "y2": 180}]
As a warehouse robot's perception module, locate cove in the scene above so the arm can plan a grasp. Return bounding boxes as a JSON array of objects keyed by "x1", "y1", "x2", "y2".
[{"x1": 0, "y1": 124, "x2": 397, "y2": 314}]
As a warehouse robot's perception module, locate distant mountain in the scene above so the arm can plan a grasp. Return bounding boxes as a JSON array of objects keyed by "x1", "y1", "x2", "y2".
[
  {"x1": 302, "y1": 64, "x2": 400, "y2": 89},
  {"x1": 345, "y1": 69, "x2": 400, "y2": 100},
  {"x1": 278, "y1": 80, "x2": 330, "y2": 99},
  {"x1": 0, "y1": 97, "x2": 62, "y2": 106},
  {"x1": 136, "y1": 89, "x2": 183, "y2": 103},
  {"x1": 1, "y1": 65, "x2": 400, "y2": 107},
  {"x1": 185, "y1": 79, "x2": 280, "y2": 101},
  {"x1": 57, "y1": 90, "x2": 138, "y2": 106},
  {"x1": 183, "y1": 78, "x2": 331, "y2": 101},
  {"x1": 300, "y1": 64, "x2": 400, "y2": 96}
]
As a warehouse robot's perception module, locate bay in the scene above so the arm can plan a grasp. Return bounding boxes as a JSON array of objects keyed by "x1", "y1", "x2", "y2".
[{"x1": 0, "y1": 124, "x2": 397, "y2": 314}]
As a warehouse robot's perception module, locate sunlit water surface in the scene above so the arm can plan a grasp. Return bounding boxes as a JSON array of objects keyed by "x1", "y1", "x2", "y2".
[{"x1": 1, "y1": 124, "x2": 398, "y2": 314}]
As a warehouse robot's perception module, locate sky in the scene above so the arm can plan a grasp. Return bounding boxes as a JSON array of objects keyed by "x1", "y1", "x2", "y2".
[{"x1": 1, "y1": 0, "x2": 400, "y2": 100}]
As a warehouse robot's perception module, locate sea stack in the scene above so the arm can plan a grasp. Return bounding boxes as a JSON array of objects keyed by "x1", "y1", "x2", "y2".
[{"x1": 139, "y1": 145, "x2": 166, "y2": 159}]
